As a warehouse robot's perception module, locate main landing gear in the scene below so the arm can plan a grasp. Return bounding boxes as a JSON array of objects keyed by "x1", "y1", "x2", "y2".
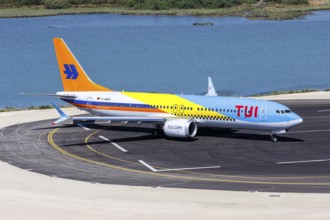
[{"x1": 152, "y1": 124, "x2": 164, "y2": 137}]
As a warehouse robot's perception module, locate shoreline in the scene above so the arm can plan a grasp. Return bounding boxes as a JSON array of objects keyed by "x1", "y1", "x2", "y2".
[{"x1": 0, "y1": 3, "x2": 330, "y2": 20}]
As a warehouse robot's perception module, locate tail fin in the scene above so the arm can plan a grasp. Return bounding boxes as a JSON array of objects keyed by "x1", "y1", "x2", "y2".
[{"x1": 53, "y1": 38, "x2": 110, "y2": 91}]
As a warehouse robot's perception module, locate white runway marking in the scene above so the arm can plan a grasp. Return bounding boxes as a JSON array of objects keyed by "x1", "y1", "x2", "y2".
[
  {"x1": 138, "y1": 160, "x2": 221, "y2": 172},
  {"x1": 277, "y1": 159, "x2": 330, "y2": 165},
  {"x1": 317, "y1": 110, "x2": 330, "y2": 112},
  {"x1": 138, "y1": 160, "x2": 157, "y2": 172},
  {"x1": 99, "y1": 135, "x2": 128, "y2": 153},
  {"x1": 260, "y1": 129, "x2": 330, "y2": 135},
  {"x1": 287, "y1": 129, "x2": 330, "y2": 134},
  {"x1": 77, "y1": 124, "x2": 90, "y2": 131}
]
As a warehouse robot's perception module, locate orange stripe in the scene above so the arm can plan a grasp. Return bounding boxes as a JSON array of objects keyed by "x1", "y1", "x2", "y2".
[{"x1": 74, "y1": 103, "x2": 166, "y2": 113}]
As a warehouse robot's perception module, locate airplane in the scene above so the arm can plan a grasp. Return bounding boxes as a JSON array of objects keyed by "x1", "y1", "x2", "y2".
[{"x1": 47, "y1": 38, "x2": 303, "y2": 142}]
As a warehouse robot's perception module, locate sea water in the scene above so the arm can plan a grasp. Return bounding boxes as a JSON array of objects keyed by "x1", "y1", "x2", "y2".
[{"x1": 0, "y1": 11, "x2": 330, "y2": 108}]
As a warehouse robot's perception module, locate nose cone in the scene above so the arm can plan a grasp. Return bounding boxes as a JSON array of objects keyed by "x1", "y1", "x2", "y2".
[
  {"x1": 293, "y1": 118, "x2": 303, "y2": 126},
  {"x1": 290, "y1": 113, "x2": 303, "y2": 127}
]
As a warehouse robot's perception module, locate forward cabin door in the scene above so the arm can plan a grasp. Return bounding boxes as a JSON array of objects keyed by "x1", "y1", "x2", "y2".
[
  {"x1": 87, "y1": 97, "x2": 92, "y2": 109},
  {"x1": 260, "y1": 106, "x2": 267, "y2": 121}
]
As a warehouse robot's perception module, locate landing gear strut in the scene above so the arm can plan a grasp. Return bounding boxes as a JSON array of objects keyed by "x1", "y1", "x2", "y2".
[
  {"x1": 152, "y1": 124, "x2": 164, "y2": 137},
  {"x1": 270, "y1": 134, "x2": 278, "y2": 142}
]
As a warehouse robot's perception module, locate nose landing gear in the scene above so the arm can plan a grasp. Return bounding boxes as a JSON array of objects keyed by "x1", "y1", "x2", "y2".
[
  {"x1": 270, "y1": 134, "x2": 278, "y2": 142},
  {"x1": 270, "y1": 130, "x2": 287, "y2": 142}
]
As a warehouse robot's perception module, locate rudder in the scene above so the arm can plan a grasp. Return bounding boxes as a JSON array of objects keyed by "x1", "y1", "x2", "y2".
[{"x1": 53, "y1": 38, "x2": 110, "y2": 91}]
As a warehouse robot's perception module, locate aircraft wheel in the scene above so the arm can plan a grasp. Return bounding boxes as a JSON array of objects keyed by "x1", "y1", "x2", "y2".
[
  {"x1": 152, "y1": 130, "x2": 159, "y2": 137},
  {"x1": 152, "y1": 129, "x2": 163, "y2": 137},
  {"x1": 271, "y1": 135, "x2": 278, "y2": 142}
]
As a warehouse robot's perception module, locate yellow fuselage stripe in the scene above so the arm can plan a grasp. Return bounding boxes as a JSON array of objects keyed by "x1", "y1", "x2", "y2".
[{"x1": 123, "y1": 92, "x2": 227, "y2": 118}]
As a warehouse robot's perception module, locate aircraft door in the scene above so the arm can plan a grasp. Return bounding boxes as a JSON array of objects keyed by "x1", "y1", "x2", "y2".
[
  {"x1": 260, "y1": 106, "x2": 267, "y2": 121},
  {"x1": 173, "y1": 104, "x2": 178, "y2": 113},
  {"x1": 87, "y1": 97, "x2": 92, "y2": 108},
  {"x1": 179, "y1": 105, "x2": 184, "y2": 114}
]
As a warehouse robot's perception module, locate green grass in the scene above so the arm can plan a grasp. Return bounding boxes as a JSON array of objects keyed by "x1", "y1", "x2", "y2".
[{"x1": 0, "y1": 3, "x2": 329, "y2": 19}]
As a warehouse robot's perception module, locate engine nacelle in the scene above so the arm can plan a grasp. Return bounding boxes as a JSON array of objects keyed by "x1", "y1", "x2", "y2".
[{"x1": 163, "y1": 119, "x2": 198, "y2": 138}]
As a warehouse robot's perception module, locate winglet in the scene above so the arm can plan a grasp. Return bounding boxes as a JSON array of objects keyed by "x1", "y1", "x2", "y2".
[
  {"x1": 205, "y1": 76, "x2": 218, "y2": 96},
  {"x1": 51, "y1": 102, "x2": 70, "y2": 125}
]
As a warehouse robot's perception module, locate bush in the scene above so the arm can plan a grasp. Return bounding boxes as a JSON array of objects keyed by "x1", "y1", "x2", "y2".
[
  {"x1": 44, "y1": 0, "x2": 71, "y2": 9},
  {"x1": 18, "y1": 0, "x2": 44, "y2": 5},
  {"x1": 281, "y1": 0, "x2": 308, "y2": 4},
  {"x1": 145, "y1": 0, "x2": 169, "y2": 10},
  {"x1": 0, "y1": 0, "x2": 44, "y2": 5}
]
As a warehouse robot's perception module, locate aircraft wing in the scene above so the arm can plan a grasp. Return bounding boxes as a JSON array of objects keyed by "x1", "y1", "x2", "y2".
[
  {"x1": 71, "y1": 116, "x2": 164, "y2": 123},
  {"x1": 51, "y1": 102, "x2": 165, "y2": 125}
]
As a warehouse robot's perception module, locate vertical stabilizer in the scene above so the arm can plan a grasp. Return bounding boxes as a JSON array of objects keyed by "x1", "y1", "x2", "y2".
[{"x1": 53, "y1": 38, "x2": 111, "y2": 91}]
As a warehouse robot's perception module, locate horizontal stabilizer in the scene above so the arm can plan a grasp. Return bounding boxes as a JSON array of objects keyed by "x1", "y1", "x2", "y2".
[
  {"x1": 21, "y1": 93, "x2": 76, "y2": 99},
  {"x1": 51, "y1": 102, "x2": 71, "y2": 125}
]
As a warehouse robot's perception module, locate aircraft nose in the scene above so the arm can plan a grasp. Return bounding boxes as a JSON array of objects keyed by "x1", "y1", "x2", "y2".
[
  {"x1": 290, "y1": 113, "x2": 303, "y2": 127},
  {"x1": 294, "y1": 118, "x2": 303, "y2": 125}
]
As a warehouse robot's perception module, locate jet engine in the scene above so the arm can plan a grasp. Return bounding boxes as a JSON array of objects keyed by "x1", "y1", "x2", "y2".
[{"x1": 163, "y1": 119, "x2": 197, "y2": 138}]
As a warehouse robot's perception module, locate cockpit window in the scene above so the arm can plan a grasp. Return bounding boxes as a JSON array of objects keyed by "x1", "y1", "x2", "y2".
[{"x1": 276, "y1": 109, "x2": 291, "y2": 114}]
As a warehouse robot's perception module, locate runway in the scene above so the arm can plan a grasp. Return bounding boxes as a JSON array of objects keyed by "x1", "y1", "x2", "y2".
[{"x1": 1, "y1": 100, "x2": 330, "y2": 193}]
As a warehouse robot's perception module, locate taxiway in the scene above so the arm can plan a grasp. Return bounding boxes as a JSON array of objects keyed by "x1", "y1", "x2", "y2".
[{"x1": 1, "y1": 100, "x2": 330, "y2": 193}]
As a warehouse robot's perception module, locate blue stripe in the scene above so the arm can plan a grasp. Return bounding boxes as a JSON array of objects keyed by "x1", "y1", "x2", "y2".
[{"x1": 62, "y1": 99, "x2": 156, "y2": 109}]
